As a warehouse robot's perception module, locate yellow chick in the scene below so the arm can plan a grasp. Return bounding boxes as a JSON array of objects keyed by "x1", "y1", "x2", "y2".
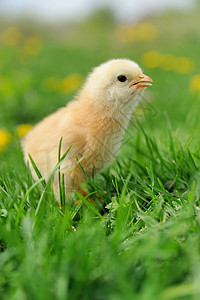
[{"x1": 22, "y1": 58, "x2": 153, "y2": 200}]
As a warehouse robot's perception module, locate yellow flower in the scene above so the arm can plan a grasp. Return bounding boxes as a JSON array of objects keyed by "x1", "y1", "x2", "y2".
[
  {"x1": 1, "y1": 27, "x2": 21, "y2": 46},
  {"x1": 174, "y1": 57, "x2": 195, "y2": 74},
  {"x1": 160, "y1": 54, "x2": 177, "y2": 71},
  {"x1": 116, "y1": 22, "x2": 158, "y2": 44},
  {"x1": 136, "y1": 23, "x2": 159, "y2": 42},
  {"x1": 142, "y1": 52, "x2": 195, "y2": 75},
  {"x1": 142, "y1": 50, "x2": 162, "y2": 68},
  {"x1": 59, "y1": 73, "x2": 83, "y2": 94},
  {"x1": 23, "y1": 37, "x2": 43, "y2": 56},
  {"x1": 116, "y1": 25, "x2": 136, "y2": 43},
  {"x1": 190, "y1": 74, "x2": 200, "y2": 92},
  {"x1": 17, "y1": 124, "x2": 33, "y2": 138},
  {"x1": 42, "y1": 74, "x2": 83, "y2": 94},
  {"x1": 0, "y1": 130, "x2": 11, "y2": 152}
]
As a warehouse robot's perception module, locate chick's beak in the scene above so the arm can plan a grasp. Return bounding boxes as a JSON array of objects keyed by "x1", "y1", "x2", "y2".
[{"x1": 129, "y1": 74, "x2": 153, "y2": 89}]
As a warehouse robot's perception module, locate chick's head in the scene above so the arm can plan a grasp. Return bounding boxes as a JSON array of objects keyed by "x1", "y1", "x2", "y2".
[{"x1": 82, "y1": 58, "x2": 153, "y2": 111}]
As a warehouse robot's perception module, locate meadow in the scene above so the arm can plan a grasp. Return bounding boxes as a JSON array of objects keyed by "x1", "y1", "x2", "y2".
[{"x1": 1, "y1": 7, "x2": 200, "y2": 299}]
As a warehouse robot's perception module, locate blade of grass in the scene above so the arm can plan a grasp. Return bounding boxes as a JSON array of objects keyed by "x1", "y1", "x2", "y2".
[
  {"x1": 75, "y1": 156, "x2": 107, "y2": 203},
  {"x1": 28, "y1": 154, "x2": 46, "y2": 188},
  {"x1": 75, "y1": 191, "x2": 104, "y2": 220},
  {"x1": 16, "y1": 145, "x2": 74, "y2": 226}
]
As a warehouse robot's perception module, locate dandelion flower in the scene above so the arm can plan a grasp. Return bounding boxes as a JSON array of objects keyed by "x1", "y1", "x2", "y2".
[
  {"x1": 116, "y1": 23, "x2": 158, "y2": 44},
  {"x1": 160, "y1": 54, "x2": 177, "y2": 71},
  {"x1": 23, "y1": 37, "x2": 43, "y2": 56},
  {"x1": 190, "y1": 74, "x2": 200, "y2": 93},
  {"x1": 59, "y1": 73, "x2": 83, "y2": 94},
  {"x1": 17, "y1": 124, "x2": 33, "y2": 138},
  {"x1": 142, "y1": 50, "x2": 162, "y2": 69},
  {"x1": 115, "y1": 25, "x2": 136, "y2": 43},
  {"x1": 1, "y1": 27, "x2": 21, "y2": 46},
  {"x1": 0, "y1": 130, "x2": 11, "y2": 152},
  {"x1": 136, "y1": 23, "x2": 159, "y2": 42},
  {"x1": 174, "y1": 57, "x2": 195, "y2": 74}
]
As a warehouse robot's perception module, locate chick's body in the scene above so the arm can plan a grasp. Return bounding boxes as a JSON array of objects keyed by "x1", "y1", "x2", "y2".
[{"x1": 23, "y1": 59, "x2": 153, "y2": 199}]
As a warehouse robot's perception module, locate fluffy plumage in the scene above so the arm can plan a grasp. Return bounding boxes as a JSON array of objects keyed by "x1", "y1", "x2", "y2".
[{"x1": 23, "y1": 58, "x2": 153, "y2": 200}]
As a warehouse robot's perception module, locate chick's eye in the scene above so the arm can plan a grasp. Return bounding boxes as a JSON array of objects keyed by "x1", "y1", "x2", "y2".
[{"x1": 117, "y1": 75, "x2": 127, "y2": 82}]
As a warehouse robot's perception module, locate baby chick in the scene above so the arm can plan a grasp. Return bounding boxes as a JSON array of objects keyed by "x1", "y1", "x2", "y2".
[{"x1": 23, "y1": 58, "x2": 153, "y2": 200}]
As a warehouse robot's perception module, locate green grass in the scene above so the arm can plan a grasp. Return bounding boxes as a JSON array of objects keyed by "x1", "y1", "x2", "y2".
[{"x1": 1, "y1": 8, "x2": 200, "y2": 300}]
